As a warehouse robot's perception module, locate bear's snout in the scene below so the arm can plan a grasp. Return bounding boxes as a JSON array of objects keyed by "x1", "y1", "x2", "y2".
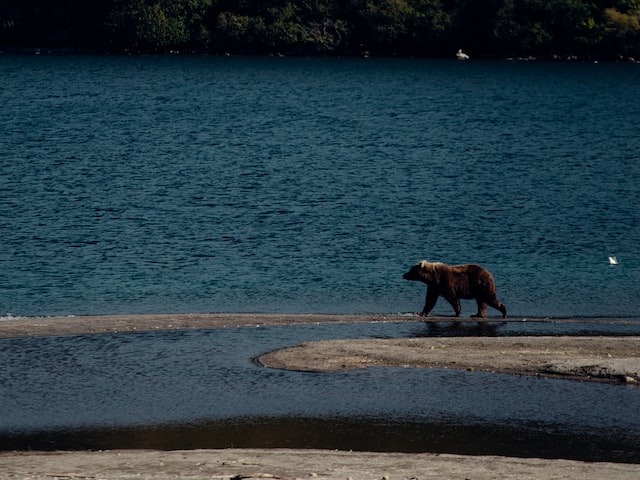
[{"x1": 403, "y1": 267, "x2": 419, "y2": 281}]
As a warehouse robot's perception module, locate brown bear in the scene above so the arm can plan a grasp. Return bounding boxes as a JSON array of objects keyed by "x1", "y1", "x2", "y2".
[{"x1": 403, "y1": 260, "x2": 507, "y2": 318}]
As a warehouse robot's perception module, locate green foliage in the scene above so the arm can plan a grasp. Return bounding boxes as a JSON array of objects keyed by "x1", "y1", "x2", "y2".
[
  {"x1": 0, "y1": 0, "x2": 638, "y2": 58},
  {"x1": 603, "y1": 5, "x2": 640, "y2": 55},
  {"x1": 106, "y1": 0, "x2": 212, "y2": 51}
]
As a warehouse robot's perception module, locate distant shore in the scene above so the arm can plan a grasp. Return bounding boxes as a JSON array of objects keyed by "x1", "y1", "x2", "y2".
[{"x1": 2, "y1": 48, "x2": 639, "y2": 63}]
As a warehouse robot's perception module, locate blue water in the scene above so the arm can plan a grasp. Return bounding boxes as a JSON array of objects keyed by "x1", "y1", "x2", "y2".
[{"x1": 1, "y1": 55, "x2": 639, "y2": 317}]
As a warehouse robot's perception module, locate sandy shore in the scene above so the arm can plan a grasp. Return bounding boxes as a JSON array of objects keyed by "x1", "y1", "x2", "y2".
[
  {"x1": 2, "y1": 313, "x2": 639, "y2": 478},
  {"x1": 2, "y1": 448, "x2": 640, "y2": 480}
]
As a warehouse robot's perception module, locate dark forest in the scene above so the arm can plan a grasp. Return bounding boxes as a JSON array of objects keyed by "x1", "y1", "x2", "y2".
[{"x1": 1, "y1": 1, "x2": 639, "y2": 59}]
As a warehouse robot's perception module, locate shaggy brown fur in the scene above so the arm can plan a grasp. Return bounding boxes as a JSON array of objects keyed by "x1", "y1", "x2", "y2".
[{"x1": 403, "y1": 260, "x2": 507, "y2": 318}]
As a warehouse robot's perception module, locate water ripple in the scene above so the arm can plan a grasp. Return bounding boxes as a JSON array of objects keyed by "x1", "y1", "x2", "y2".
[{"x1": 1, "y1": 57, "x2": 639, "y2": 317}]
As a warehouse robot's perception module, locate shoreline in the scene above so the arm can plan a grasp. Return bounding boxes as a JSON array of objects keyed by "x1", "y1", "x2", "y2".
[
  {"x1": 0, "y1": 313, "x2": 400, "y2": 338},
  {"x1": 1, "y1": 448, "x2": 640, "y2": 480},
  {"x1": 1, "y1": 312, "x2": 638, "y2": 339}
]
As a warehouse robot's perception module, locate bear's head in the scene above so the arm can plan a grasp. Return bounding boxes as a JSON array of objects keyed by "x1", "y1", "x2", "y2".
[{"x1": 403, "y1": 260, "x2": 439, "y2": 284}]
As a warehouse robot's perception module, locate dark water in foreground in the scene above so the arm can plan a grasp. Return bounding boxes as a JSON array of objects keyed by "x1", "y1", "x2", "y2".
[
  {"x1": 2, "y1": 55, "x2": 640, "y2": 318},
  {"x1": 1, "y1": 321, "x2": 640, "y2": 462}
]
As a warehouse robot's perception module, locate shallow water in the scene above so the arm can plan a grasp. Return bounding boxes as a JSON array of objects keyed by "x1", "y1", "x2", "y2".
[
  {"x1": 1, "y1": 321, "x2": 639, "y2": 461},
  {"x1": 2, "y1": 55, "x2": 639, "y2": 318}
]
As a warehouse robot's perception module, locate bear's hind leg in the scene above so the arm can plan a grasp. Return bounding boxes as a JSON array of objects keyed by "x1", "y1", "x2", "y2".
[
  {"x1": 488, "y1": 299, "x2": 507, "y2": 318},
  {"x1": 472, "y1": 300, "x2": 487, "y2": 318}
]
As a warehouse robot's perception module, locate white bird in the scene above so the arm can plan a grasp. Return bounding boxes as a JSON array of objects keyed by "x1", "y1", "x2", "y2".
[
  {"x1": 608, "y1": 256, "x2": 618, "y2": 265},
  {"x1": 456, "y1": 49, "x2": 470, "y2": 60}
]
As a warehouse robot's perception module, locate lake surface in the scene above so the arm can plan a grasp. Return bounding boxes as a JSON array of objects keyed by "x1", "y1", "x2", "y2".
[{"x1": 1, "y1": 55, "x2": 639, "y2": 318}]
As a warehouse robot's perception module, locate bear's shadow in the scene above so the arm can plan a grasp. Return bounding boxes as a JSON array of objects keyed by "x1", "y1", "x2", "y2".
[{"x1": 412, "y1": 319, "x2": 508, "y2": 338}]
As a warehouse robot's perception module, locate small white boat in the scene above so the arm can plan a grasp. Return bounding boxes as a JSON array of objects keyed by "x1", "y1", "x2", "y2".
[{"x1": 608, "y1": 256, "x2": 618, "y2": 265}]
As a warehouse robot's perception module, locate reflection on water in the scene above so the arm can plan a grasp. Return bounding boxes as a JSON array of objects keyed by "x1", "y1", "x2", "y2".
[
  {"x1": 3, "y1": 416, "x2": 640, "y2": 463},
  {"x1": 1, "y1": 321, "x2": 640, "y2": 461},
  {"x1": 413, "y1": 319, "x2": 640, "y2": 337}
]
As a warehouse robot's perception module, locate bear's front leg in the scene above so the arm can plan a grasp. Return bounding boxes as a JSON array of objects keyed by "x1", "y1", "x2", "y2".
[
  {"x1": 443, "y1": 295, "x2": 461, "y2": 317},
  {"x1": 420, "y1": 288, "x2": 439, "y2": 316}
]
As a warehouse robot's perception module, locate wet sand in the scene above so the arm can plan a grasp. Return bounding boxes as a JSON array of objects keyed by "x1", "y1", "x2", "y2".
[
  {"x1": 1, "y1": 313, "x2": 639, "y2": 478},
  {"x1": 0, "y1": 313, "x2": 391, "y2": 338},
  {"x1": 2, "y1": 448, "x2": 640, "y2": 480},
  {"x1": 1, "y1": 312, "x2": 637, "y2": 338}
]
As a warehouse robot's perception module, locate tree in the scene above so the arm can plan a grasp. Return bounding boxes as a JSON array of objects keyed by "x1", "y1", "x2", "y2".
[
  {"x1": 350, "y1": 0, "x2": 451, "y2": 55},
  {"x1": 493, "y1": 0, "x2": 598, "y2": 56},
  {"x1": 0, "y1": 0, "x2": 113, "y2": 49},
  {"x1": 603, "y1": 4, "x2": 640, "y2": 56},
  {"x1": 107, "y1": 0, "x2": 212, "y2": 52},
  {"x1": 407, "y1": 0, "x2": 452, "y2": 54},
  {"x1": 209, "y1": 1, "x2": 350, "y2": 54}
]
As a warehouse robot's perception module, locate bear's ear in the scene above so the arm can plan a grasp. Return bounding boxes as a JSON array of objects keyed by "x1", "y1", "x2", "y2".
[{"x1": 418, "y1": 260, "x2": 430, "y2": 270}]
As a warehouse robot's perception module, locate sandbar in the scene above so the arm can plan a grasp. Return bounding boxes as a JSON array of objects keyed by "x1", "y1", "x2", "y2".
[
  {"x1": 259, "y1": 335, "x2": 640, "y2": 383},
  {"x1": 0, "y1": 313, "x2": 393, "y2": 338},
  {"x1": 0, "y1": 312, "x2": 636, "y2": 338}
]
